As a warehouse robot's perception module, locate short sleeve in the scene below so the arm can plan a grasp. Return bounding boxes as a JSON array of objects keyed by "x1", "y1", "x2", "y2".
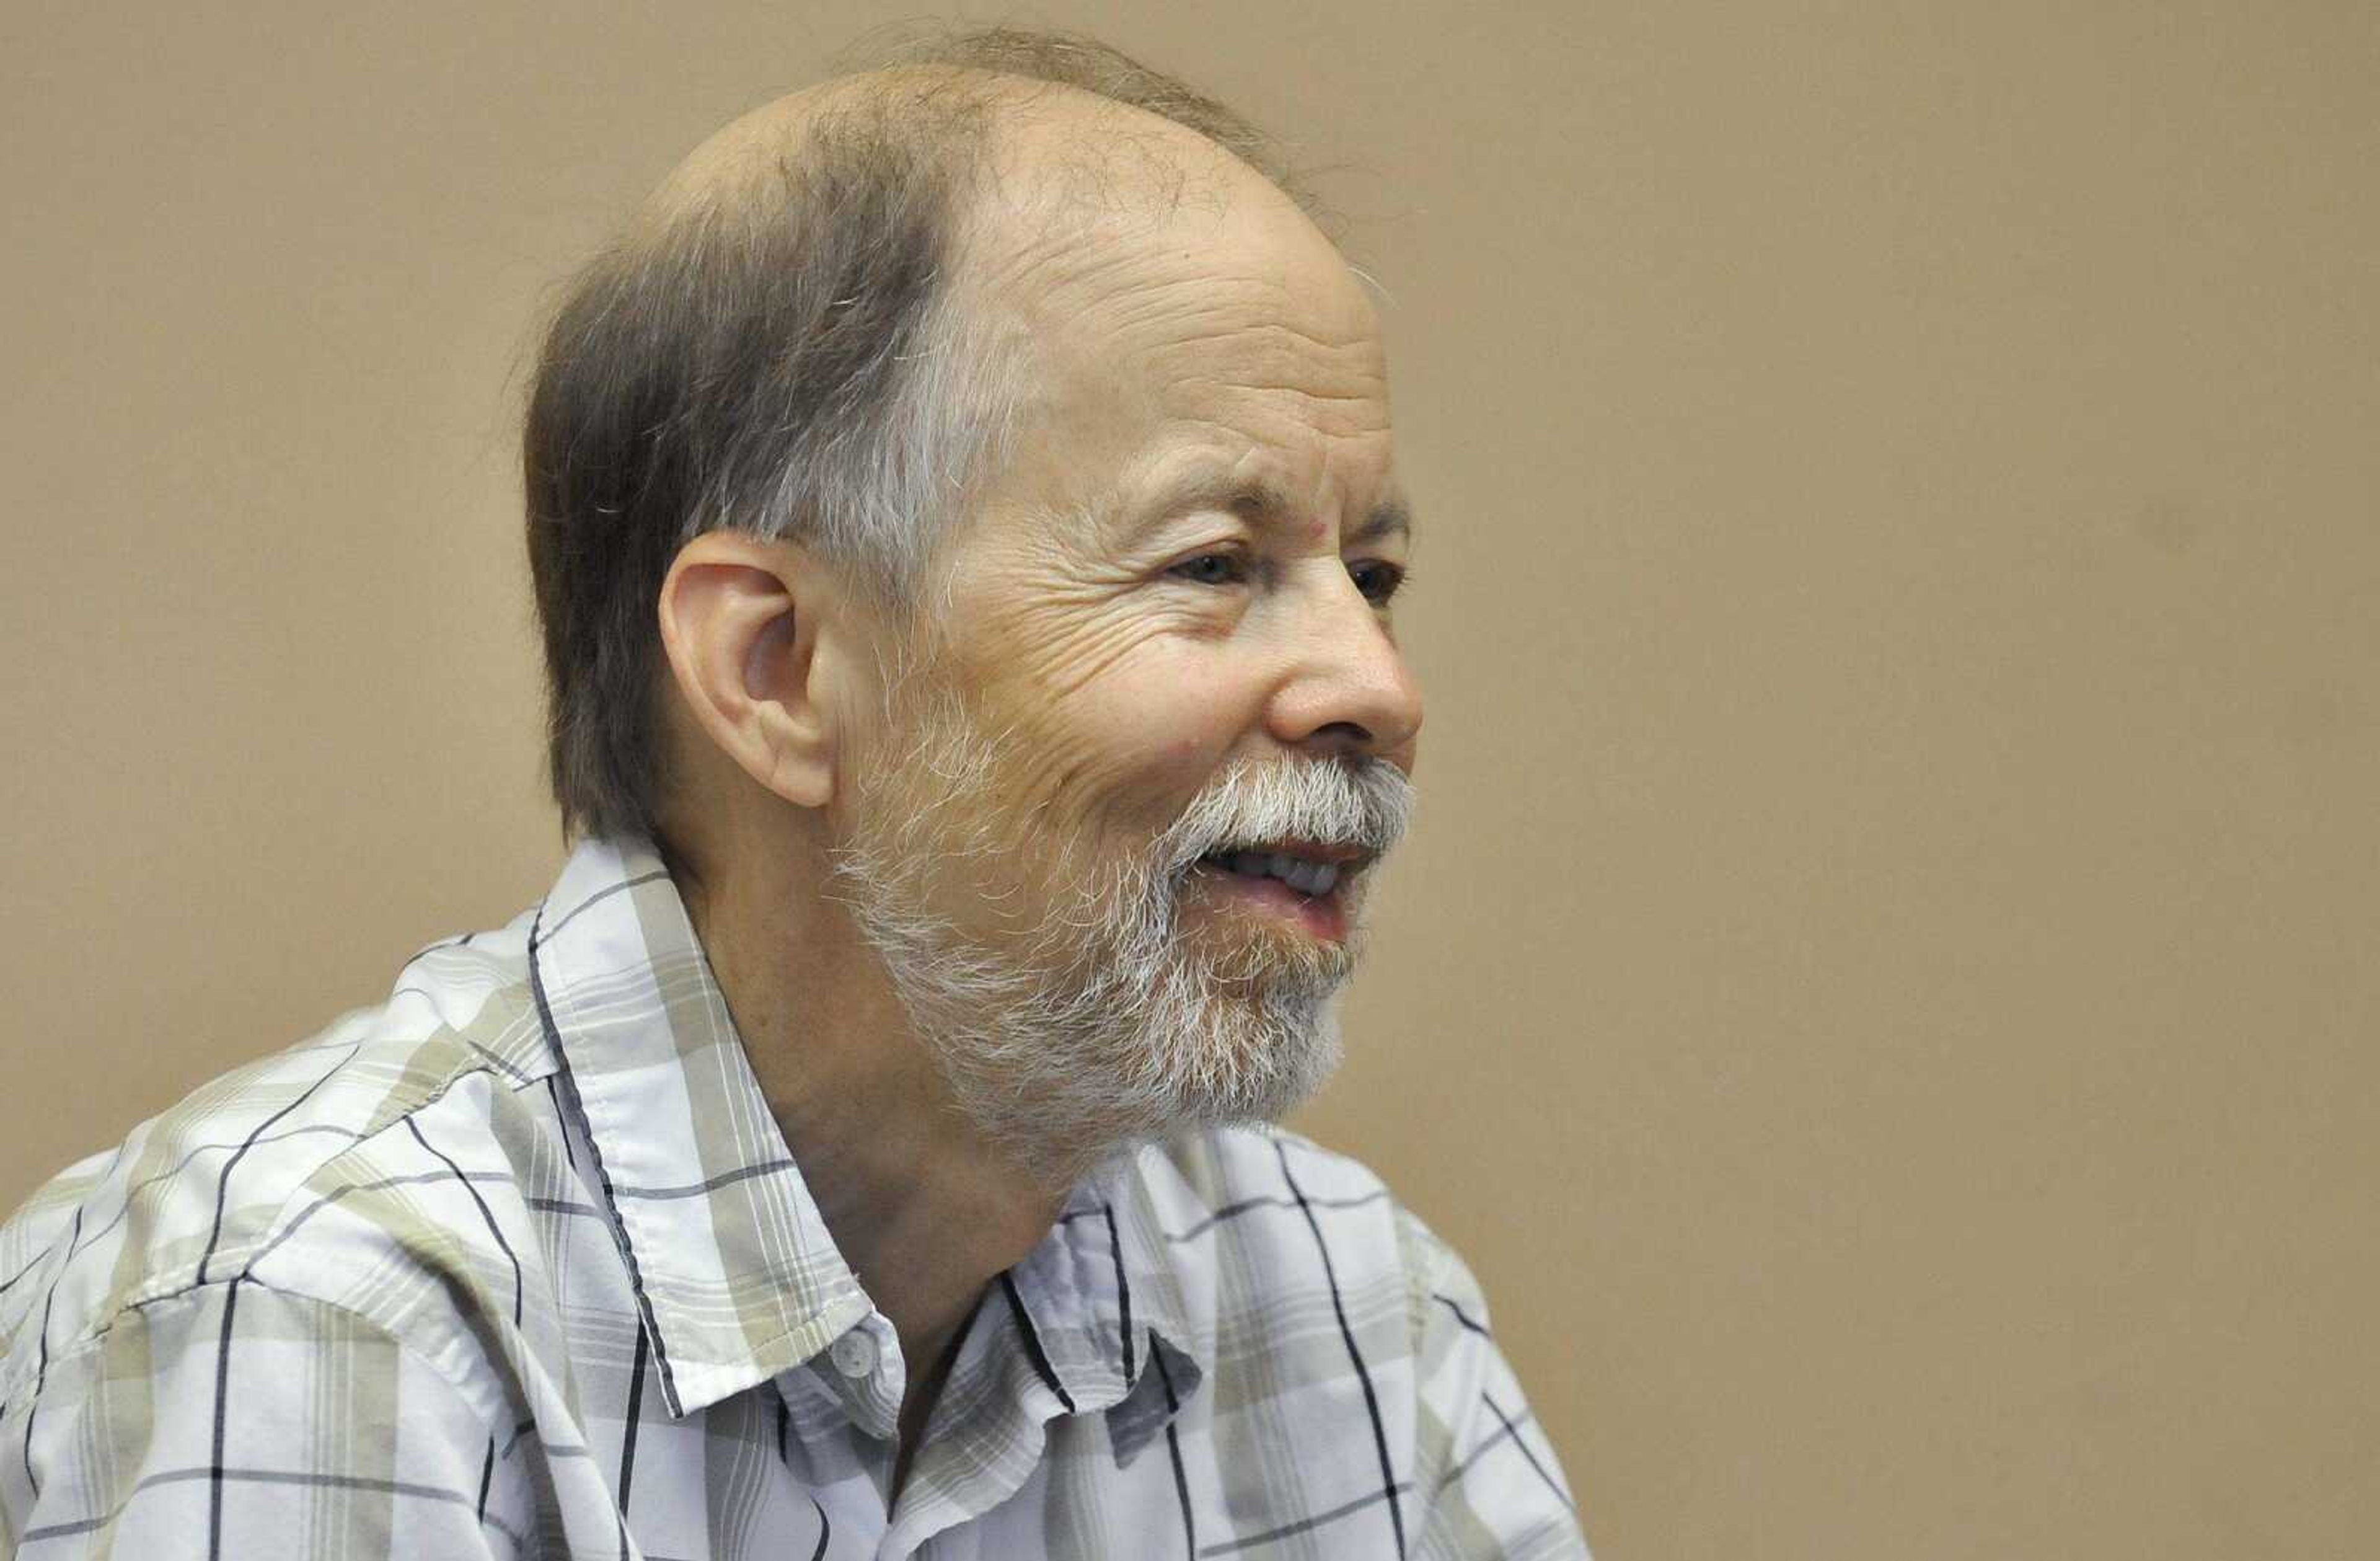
[
  {"x1": 2, "y1": 1279, "x2": 524, "y2": 1559},
  {"x1": 1397, "y1": 1207, "x2": 1593, "y2": 1560}
]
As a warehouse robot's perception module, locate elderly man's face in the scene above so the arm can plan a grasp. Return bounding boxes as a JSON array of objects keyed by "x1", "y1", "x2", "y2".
[{"x1": 833, "y1": 146, "x2": 1421, "y2": 1177}]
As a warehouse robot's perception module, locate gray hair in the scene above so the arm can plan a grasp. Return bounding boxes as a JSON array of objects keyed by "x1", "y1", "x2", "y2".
[{"x1": 522, "y1": 27, "x2": 1315, "y2": 846}]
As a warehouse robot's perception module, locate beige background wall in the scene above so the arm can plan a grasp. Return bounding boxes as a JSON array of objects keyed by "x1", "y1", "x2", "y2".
[{"x1": 5, "y1": 2, "x2": 2376, "y2": 1555}]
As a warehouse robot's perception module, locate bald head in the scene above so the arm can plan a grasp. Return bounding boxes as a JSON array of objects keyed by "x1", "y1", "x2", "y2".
[
  {"x1": 524, "y1": 30, "x2": 1349, "y2": 847},
  {"x1": 644, "y1": 60, "x2": 1326, "y2": 312}
]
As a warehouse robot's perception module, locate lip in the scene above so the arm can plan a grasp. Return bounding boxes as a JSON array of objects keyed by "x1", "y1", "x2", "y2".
[
  {"x1": 1254, "y1": 839, "x2": 1374, "y2": 867},
  {"x1": 1186, "y1": 857, "x2": 1352, "y2": 942},
  {"x1": 1200, "y1": 838, "x2": 1378, "y2": 870}
]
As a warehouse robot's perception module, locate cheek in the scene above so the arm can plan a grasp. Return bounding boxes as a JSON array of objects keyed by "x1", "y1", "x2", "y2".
[
  {"x1": 1086, "y1": 650, "x2": 1259, "y2": 778},
  {"x1": 989, "y1": 665, "x2": 1256, "y2": 831},
  {"x1": 954, "y1": 583, "x2": 1272, "y2": 821}
]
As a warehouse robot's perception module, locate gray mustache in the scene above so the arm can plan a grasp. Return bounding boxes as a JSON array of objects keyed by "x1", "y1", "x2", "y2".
[{"x1": 1157, "y1": 758, "x2": 1415, "y2": 873}]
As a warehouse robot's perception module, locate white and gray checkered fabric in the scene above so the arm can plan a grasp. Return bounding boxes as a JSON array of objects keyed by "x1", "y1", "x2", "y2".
[{"x1": 0, "y1": 837, "x2": 1587, "y2": 1558}]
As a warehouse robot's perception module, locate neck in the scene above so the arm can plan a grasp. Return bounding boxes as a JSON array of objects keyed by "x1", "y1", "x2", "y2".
[{"x1": 677, "y1": 826, "x2": 1067, "y2": 1411}]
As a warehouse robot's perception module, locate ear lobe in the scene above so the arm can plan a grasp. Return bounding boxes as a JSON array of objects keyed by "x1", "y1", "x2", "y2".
[{"x1": 657, "y1": 532, "x2": 840, "y2": 811}]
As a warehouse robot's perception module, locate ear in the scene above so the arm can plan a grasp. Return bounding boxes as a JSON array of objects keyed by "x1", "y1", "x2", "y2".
[{"x1": 656, "y1": 531, "x2": 856, "y2": 811}]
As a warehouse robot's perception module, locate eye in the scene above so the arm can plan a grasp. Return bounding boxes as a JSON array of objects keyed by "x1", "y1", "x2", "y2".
[
  {"x1": 1166, "y1": 551, "x2": 1250, "y2": 587},
  {"x1": 1347, "y1": 559, "x2": 1409, "y2": 606}
]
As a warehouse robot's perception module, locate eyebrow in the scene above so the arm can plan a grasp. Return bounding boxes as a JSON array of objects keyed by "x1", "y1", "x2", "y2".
[
  {"x1": 1351, "y1": 495, "x2": 1414, "y2": 546},
  {"x1": 1139, "y1": 474, "x2": 1416, "y2": 547}
]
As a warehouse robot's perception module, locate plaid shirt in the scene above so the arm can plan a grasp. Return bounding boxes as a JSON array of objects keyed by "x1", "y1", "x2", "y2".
[{"x1": 0, "y1": 838, "x2": 1587, "y2": 1559}]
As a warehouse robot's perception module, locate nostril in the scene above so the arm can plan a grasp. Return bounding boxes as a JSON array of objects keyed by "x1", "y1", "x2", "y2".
[{"x1": 1310, "y1": 720, "x2": 1375, "y2": 752}]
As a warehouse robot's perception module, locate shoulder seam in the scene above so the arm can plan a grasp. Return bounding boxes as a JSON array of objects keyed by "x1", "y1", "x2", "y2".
[
  {"x1": 193, "y1": 1048, "x2": 529, "y2": 1293},
  {"x1": 0, "y1": 1046, "x2": 530, "y2": 1404},
  {"x1": 1, "y1": 1273, "x2": 505, "y2": 1438}
]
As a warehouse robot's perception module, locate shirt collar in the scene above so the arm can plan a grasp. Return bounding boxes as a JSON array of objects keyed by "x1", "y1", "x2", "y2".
[
  {"x1": 526, "y1": 835, "x2": 1204, "y2": 1443},
  {"x1": 999, "y1": 1154, "x2": 1205, "y2": 1466}
]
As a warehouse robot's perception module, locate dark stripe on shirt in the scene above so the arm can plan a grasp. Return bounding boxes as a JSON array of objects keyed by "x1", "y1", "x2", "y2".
[
  {"x1": 1160, "y1": 1188, "x2": 1391, "y2": 1244},
  {"x1": 1059, "y1": 1187, "x2": 1391, "y2": 1241},
  {"x1": 1102, "y1": 1205, "x2": 1137, "y2": 1383},
  {"x1": 1432, "y1": 1293, "x2": 1492, "y2": 1338},
  {"x1": 195, "y1": 1043, "x2": 361, "y2": 1286},
  {"x1": 20, "y1": 1205, "x2": 81, "y2": 1501},
  {"x1": 807, "y1": 1493, "x2": 832, "y2": 1561},
  {"x1": 545, "y1": 1076, "x2": 581, "y2": 1171},
  {"x1": 472, "y1": 1437, "x2": 496, "y2": 1524},
  {"x1": 530, "y1": 871, "x2": 671, "y2": 950},
  {"x1": 404, "y1": 1118, "x2": 526, "y2": 1327},
  {"x1": 607, "y1": 1159, "x2": 800, "y2": 1202},
  {"x1": 1000, "y1": 1273, "x2": 1077, "y2": 1414},
  {"x1": 0, "y1": 1252, "x2": 41, "y2": 1298},
  {"x1": 617, "y1": 1319, "x2": 651, "y2": 1549},
  {"x1": 499, "y1": 1416, "x2": 539, "y2": 1461},
  {"x1": 206, "y1": 1276, "x2": 243, "y2": 1561},
  {"x1": 42, "y1": 1126, "x2": 364, "y2": 1278},
  {"x1": 22, "y1": 1464, "x2": 529, "y2": 1550},
  {"x1": 1152, "y1": 1342, "x2": 1197, "y2": 1557},
  {"x1": 243, "y1": 1167, "x2": 522, "y2": 1273},
  {"x1": 1483, "y1": 1390, "x2": 1576, "y2": 1513},
  {"x1": 387, "y1": 988, "x2": 536, "y2": 1085},
  {"x1": 398, "y1": 933, "x2": 474, "y2": 973},
  {"x1": 1274, "y1": 1137, "x2": 1405, "y2": 1555},
  {"x1": 1197, "y1": 1480, "x2": 1415, "y2": 1557}
]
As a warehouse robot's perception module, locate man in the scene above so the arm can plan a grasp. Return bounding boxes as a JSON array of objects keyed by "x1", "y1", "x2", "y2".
[{"x1": 0, "y1": 29, "x2": 1586, "y2": 1559}]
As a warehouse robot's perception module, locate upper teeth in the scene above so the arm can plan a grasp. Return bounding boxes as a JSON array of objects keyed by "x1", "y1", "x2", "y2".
[{"x1": 1219, "y1": 851, "x2": 1341, "y2": 895}]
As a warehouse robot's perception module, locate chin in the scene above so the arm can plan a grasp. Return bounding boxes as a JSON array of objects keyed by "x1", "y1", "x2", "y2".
[
  {"x1": 947, "y1": 975, "x2": 1349, "y2": 1188},
  {"x1": 1153, "y1": 981, "x2": 1347, "y2": 1131}
]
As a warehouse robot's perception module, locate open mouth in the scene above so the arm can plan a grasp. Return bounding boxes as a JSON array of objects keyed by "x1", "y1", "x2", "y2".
[
  {"x1": 1194, "y1": 839, "x2": 1373, "y2": 890},
  {"x1": 1188, "y1": 842, "x2": 1374, "y2": 940},
  {"x1": 1197, "y1": 849, "x2": 1348, "y2": 896}
]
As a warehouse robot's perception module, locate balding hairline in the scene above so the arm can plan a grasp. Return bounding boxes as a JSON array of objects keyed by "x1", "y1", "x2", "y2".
[
  {"x1": 645, "y1": 58, "x2": 1313, "y2": 276},
  {"x1": 859, "y1": 25, "x2": 1325, "y2": 218}
]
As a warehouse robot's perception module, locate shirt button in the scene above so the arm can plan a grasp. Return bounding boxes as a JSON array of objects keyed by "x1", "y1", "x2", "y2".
[{"x1": 828, "y1": 1329, "x2": 878, "y2": 1380}]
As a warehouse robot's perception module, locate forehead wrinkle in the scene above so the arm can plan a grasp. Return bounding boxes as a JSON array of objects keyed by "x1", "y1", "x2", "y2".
[
  {"x1": 991, "y1": 254, "x2": 1381, "y2": 381},
  {"x1": 1219, "y1": 480, "x2": 1411, "y2": 547},
  {"x1": 1144, "y1": 309, "x2": 1391, "y2": 416},
  {"x1": 1155, "y1": 309, "x2": 1385, "y2": 366},
  {"x1": 1094, "y1": 441, "x2": 1408, "y2": 551},
  {"x1": 1169, "y1": 365, "x2": 1390, "y2": 414},
  {"x1": 1088, "y1": 263, "x2": 1377, "y2": 338},
  {"x1": 972, "y1": 219, "x2": 1155, "y2": 306},
  {"x1": 1160, "y1": 384, "x2": 1392, "y2": 454}
]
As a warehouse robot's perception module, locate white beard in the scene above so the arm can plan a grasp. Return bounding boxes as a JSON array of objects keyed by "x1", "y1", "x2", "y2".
[{"x1": 828, "y1": 685, "x2": 1411, "y2": 1188}]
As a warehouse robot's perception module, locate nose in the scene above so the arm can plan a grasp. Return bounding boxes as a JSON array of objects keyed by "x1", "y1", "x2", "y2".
[{"x1": 1263, "y1": 570, "x2": 1424, "y2": 764}]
